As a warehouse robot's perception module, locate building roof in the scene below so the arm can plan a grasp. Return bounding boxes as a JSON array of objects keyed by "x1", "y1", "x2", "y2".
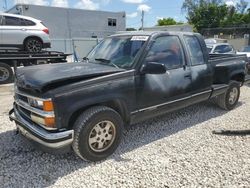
[
  {"x1": 0, "y1": 12, "x2": 41, "y2": 22},
  {"x1": 7, "y1": 4, "x2": 125, "y2": 15}
]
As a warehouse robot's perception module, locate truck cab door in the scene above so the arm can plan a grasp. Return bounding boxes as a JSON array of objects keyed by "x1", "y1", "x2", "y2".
[
  {"x1": 133, "y1": 35, "x2": 193, "y2": 122},
  {"x1": 183, "y1": 35, "x2": 213, "y2": 101}
]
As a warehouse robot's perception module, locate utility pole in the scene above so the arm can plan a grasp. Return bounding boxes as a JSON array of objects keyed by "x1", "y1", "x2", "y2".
[
  {"x1": 141, "y1": 10, "x2": 144, "y2": 30},
  {"x1": 3, "y1": 0, "x2": 7, "y2": 10}
]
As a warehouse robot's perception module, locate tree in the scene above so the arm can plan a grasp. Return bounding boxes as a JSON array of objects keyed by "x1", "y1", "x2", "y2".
[
  {"x1": 188, "y1": 3, "x2": 227, "y2": 32},
  {"x1": 182, "y1": 0, "x2": 223, "y2": 22},
  {"x1": 221, "y1": 2, "x2": 249, "y2": 27},
  {"x1": 157, "y1": 17, "x2": 183, "y2": 26},
  {"x1": 182, "y1": 0, "x2": 249, "y2": 32}
]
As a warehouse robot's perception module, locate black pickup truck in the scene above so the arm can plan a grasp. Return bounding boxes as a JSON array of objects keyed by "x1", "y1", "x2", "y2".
[{"x1": 9, "y1": 31, "x2": 250, "y2": 161}]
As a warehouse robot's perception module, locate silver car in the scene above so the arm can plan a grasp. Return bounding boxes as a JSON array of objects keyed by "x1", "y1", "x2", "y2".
[
  {"x1": 206, "y1": 43, "x2": 236, "y2": 54},
  {"x1": 0, "y1": 13, "x2": 50, "y2": 52}
]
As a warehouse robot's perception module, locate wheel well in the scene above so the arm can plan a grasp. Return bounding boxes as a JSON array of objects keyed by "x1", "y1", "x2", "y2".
[
  {"x1": 231, "y1": 73, "x2": 244, "y2": 84},
  {"x1": 68, "y1": 100, "x2": 129, "y2": 129},
  {"x1": 23, "y1": 36, "x2": 43, "y2": 46},
  {"x1": 0, "y1": 61, "x2": 14, "y2": 67}
]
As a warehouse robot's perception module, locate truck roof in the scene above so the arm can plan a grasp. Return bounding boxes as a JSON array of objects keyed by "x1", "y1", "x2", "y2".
[{"x1": 112, "y1": 31, "x2": 195, "y2": 37}]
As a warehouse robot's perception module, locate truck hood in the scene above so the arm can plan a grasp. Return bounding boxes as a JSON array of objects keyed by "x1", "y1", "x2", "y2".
[{"x1": 16, "y1": 62, "x2": 125, "y2": 93}]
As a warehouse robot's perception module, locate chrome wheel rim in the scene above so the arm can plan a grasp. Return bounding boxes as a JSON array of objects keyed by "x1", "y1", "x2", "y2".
[
  {"x1": 88, "y1": 121, "x2": 116, "y2": 152},
  {"x1": 228, "y1": 87, "x2": 238, "y2": 105},
  {"x1": 0, "y1": 67, "x2": 9, "y2": 81},
  {"x1": 27, "y1": 40, "x2": 42, "y2": 52}
]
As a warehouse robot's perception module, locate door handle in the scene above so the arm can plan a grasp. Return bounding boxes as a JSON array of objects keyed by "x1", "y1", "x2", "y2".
[{"x1": 184, "y1": 73, "x2": 192, "y2": 79}]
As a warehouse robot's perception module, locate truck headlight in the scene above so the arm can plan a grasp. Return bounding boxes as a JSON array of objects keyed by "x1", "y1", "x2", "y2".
[{"x1": 28, "y1": 98, "x2": 54, "y2": 111}]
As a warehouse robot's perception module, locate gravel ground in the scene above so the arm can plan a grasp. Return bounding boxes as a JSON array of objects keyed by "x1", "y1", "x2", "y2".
[{"x1": 0, "y1": 84, "x2": 250, "y2": 188}]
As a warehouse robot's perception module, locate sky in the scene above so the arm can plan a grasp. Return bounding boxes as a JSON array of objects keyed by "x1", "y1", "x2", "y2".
[{"x1": 0, "y1": 0, "x2": 249, "y2": 29}]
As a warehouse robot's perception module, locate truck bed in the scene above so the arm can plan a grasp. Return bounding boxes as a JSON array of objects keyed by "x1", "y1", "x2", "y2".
[
  {"x1": 209, "y1": 53, "x2": 247, "y2": 62},
  {"x1": 209, "y1": 54, "x2": 249, "y2": 85}
]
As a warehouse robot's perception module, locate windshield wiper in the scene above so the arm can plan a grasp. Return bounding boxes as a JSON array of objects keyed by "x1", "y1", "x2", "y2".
[
  {"x1": 95, "y1": 58, "x2": 110, "y2": 63},
  {"x1": 82, "y1": 57, "x2": 89, "y2": 63},
  {"x1": 95, "y1": 58, "x2": 119, "y2": 69}
]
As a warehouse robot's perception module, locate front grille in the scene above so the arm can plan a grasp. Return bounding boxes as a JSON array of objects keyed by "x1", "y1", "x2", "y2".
[
  {"x1": 16, "y1": 93, "x2": 28, "y2": 103},
  {"x1": 18, "y1": 105, "x2": 31, "y2": 119},
  {"x1": 15, "y1": 92, "x2": 32, "y2": 122},
  {"x1": 17, "y1": 105, "x2": 32, "y2": 123}
]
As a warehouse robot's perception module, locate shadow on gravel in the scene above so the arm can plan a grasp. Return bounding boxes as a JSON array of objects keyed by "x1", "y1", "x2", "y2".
[{"x1": 0, "y1": 101, "x2": 243, "y2": 187}]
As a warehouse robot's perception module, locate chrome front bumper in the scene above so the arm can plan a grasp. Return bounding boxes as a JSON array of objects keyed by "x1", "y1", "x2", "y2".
[{"x1": 9, "y1": 107, "x2": 74, "y2": 151}]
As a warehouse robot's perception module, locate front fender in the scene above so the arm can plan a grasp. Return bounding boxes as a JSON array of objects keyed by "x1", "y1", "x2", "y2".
[{"x1": 65, "y1": 94, "x2": 131, "y2": 127}]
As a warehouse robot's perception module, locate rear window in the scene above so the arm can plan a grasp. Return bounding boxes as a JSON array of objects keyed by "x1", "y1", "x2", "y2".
[
  {"x1": 40, "y1": 22, "x2": 47, "y2": 27},
  {"x1": 214, "y1": 45, "x2": 233, "y2": 53},
  {"x1": 23, "y1": 19, "x2": 36, "y2": 26}
]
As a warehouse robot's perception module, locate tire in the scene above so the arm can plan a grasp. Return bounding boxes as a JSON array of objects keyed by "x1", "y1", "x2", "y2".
[
  {"x1": 0, "y1": 63, "x2": 13, "y2": 84},
  {"x1": 72, "y1": 106, "x2": 124, "y2": 161},
  {"x1": 215, "y1": 81, "x2": 240, "y2": 110},
  {"x1": 24, "y1": 38, "x2": 43, "y2": 53}
]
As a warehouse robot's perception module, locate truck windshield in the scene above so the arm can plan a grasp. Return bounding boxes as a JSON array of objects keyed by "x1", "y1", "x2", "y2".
[{"x1": 87, "y1": 36, "x2": 148, "y2": 69}]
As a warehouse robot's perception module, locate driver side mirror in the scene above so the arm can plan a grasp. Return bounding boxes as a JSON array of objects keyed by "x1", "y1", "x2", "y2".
[{"x1": 141, "y1": 62, "x2": 167, "y2": 74}]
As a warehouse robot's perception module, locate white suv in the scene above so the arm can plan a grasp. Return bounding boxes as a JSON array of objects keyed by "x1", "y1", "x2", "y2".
[{"x1": 0, "y1": 13, "x2": 51, "y2": 52}]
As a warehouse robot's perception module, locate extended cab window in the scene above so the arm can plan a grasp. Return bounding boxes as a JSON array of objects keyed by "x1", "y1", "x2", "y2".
[
  {"x1": 184, "y1": 36, "x2": 205, "y2": 65},
  {"x1": 145, "y1": 36, "x2": 184, "y2": 69}
]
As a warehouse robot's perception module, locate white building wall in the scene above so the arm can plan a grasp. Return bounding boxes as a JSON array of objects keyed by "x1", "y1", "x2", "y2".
[{"x1": 7, "y1": 4, "x2": 126, "y2": 39}]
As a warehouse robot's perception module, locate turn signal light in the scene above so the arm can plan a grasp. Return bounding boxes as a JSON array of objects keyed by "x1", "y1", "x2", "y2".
[
  {"x1": 31, "y1": 114, "x2": 55, "y2": 128},
  {"x1": 43, "y1": 101, "x2": 54, "y2": 111},
  {"x1": 44, "y1": 117, "x2": 56, "y2": 128}
]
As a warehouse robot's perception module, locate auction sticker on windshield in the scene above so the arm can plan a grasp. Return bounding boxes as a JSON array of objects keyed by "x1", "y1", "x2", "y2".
[{"x1": 131, "y1": 36, "x2": 149, "y2": 41}]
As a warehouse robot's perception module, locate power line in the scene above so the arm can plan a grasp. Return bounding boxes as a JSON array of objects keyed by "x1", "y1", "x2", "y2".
[{"x1": 3, "y1": 0, "x2": 7, "y2": 10}]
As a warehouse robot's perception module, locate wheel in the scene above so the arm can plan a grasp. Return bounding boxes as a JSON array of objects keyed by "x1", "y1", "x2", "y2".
[
  {"x1": 72, "y1": 106, "x2": 124, "y2": 161},
  {"x1": 215, "y1": 81, "x2": 240, "y2": 110},
  {"x1": 0, "y1": 63, "x2": 13, "y2": 84},
  {"x1": 24, "y1": 38, "x2": 42, "y2": 53}
]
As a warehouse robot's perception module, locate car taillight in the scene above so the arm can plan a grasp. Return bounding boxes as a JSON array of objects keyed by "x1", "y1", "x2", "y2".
[{"x1": 42, "y1": 28, "x2": 49, "y2": 35}]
